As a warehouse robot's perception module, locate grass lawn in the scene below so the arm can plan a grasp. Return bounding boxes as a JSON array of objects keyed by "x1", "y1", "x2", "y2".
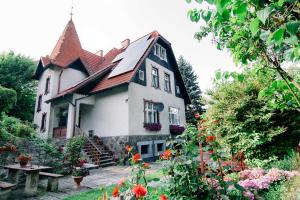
[{"x1": 64, "y1": 170, "x2": 164, "y2": 200}]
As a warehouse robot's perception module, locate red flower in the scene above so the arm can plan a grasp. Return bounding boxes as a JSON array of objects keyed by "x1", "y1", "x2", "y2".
[
  {"x1": 194, "y1": 113, "x2": 200, "y2": 119},
  {"x1": 162, "y1": 149, "x2": 172, "y2": 160},
  {"x1": 160, "y1": 194, "x2": 168, "y2": 200},
  {"x1": 132, "y1": 153, "x2": 141, "y2": 163},
  {"x1": 206, "y1": 135, "x2": 216, "y2": 143},
  {"x1": 142, "y1": 163, "x2": 150, "y2": 169},
  {"x1": 112, "y1": 186, "x2": 119, "y2": 197},
  {"x1": 126, "y1": 145, "x2": 132, "y2": 152},
  {"x1": 132, "y1": 184, "x2": 147, "y2": 198}
]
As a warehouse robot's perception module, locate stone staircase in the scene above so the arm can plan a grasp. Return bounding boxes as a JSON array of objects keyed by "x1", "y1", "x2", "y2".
[{"x1": 83, "y1": 137, "x2": 116, "y2": 168}]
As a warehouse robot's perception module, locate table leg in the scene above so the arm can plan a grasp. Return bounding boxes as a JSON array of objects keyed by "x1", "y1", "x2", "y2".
[
  {"x1": 7, "y1": 169, "x2": 21, "y2": 186},
  {"x1": 24, "y1": 171, "x2": 39, "y2": 196}
]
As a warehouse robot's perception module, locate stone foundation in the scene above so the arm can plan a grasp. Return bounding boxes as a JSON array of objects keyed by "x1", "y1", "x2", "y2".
[{"x1": 100, "y1": 134, "x2": 170, "y2": 158}]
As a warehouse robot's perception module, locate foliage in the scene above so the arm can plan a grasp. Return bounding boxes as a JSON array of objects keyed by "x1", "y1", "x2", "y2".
[
  {"x1": 0, "y1": 115, "x2": 35, "y2": 139},
  {"x1": 0, "y1": 85, "x2": 17, "y2": 114},
  {"x1": 186, "y1": 0, "x2": 300, "y2": 107},
  {"x1": 177, "y1": 56, "x2": 204, "y2": 124},
  {"x1": 266, "y1": 151, "x2": 300, "y2": 171},
  {"x1": 0, "y1": 51, "x2": 37, "y2": 121},
  {"x1": 65, "y1": 136, "x2": 86, "y2": 169},
  {"x1": 204, "y1": 66, "x2": 300, "y2": 164}
]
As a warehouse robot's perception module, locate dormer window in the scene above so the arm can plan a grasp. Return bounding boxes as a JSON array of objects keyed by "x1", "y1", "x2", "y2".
[
  {"x1": 154, "y1": 44, "x2": 167, "y2": 61},
  {"x1": 176, "y1": 85, "x2": 180, "y2": 94},
  {"x1": 139, "y1": 70, "x2": 145, "y2": 81},
  {"x1": 45, "y1": 77, "x2": 50, "y2": 94}
]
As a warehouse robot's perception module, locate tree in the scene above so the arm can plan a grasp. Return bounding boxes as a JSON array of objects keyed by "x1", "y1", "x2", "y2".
[
  {"x1": 186, "y1": 0, "x2": 300, "y2": 107},
  {"x1": 0, "y1": 51, "x2": 37, "y2": 121},
  {"x1": 0, "y1": 86, "x2": 17, "y2": 114},
  {"x1": 203, "y1": 66, "x2": 300, "y2": 165},
  {"x1": 177, "y1": 56, "x2": 205, "y2": 124}
]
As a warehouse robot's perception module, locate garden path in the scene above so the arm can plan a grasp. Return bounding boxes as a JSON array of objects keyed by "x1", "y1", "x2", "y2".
[{"x1": 24, "y1": 163, "x2": 162, "y2": 200}]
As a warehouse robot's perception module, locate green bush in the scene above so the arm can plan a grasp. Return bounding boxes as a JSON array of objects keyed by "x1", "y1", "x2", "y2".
[
  {"x1": 0, "y1": 115, "x2": 35, "y2": 138},
  {"x1": 66, "y1": 136, "x2": 86, "y2": 169},
  {"x1": 267, "y1": 151, "x2": 300, "y2": 171}
]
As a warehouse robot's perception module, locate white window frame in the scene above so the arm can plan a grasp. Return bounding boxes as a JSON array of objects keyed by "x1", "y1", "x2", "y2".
[
  {"x1": 145, "y1": 101, "x2": 159, "y2": 124},
  {"x1": 169, "y1": 107, "x2": 180, "y2": 125},
  {"x1": 154, "y1": 44, "x2": 167, "y2": 61},
  {"x1": 164, "y1": 73, "x2": 171, "y2": 92},
  {"x1": 138, "y1": 70, "x2": 145, "y2": 81},
  {"x1": 137, "y1": 141, "x2": 153, "y2": 159},
  {"x1": 151, "y1": 67, "x2": 159, "y2": 88}
]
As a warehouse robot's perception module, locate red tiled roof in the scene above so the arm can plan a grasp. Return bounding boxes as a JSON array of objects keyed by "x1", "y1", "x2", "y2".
[
  {"x1": 40, "y1": 19, "x2": 163, "y2": 101},
  {"x1": 49, "y1": 19, "x2": 83, "y2": 67}
]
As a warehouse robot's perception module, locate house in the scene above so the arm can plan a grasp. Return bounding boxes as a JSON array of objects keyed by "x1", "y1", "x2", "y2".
[{"x1": 33, "y1": 19, "x2": 190, "y2": 158}]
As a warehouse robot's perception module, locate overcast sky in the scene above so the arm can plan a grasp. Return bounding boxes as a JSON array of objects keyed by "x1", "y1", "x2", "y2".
[{"x1": 0, "y1": 0, "x2": 238, "y2": 92}]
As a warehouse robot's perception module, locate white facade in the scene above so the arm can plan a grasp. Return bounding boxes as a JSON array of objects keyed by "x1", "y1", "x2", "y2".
[{"x1": 128, "y1": 58, "x2": 186, "y2": 136}]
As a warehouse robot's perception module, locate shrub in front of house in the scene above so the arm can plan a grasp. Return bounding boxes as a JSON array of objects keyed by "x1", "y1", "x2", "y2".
[
  {"x1": 169, "y1": 125, "x2": 185, "y2": 135},
  {"x1": 143, "y1": 123, "x2": 161, "y2": 131}
]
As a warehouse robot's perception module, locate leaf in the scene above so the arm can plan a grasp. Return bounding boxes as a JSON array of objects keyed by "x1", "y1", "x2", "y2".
[
  {"x1": 237, "y1": 74, "x2": 245, "y2": 82},
  {"x1": 284, "y1": 36, "x2": 298, "y2": 45},
  {"x1": 250, "y1": 18, "x2": 260, "y2": 36},
  {"x1": 260, "y1": 30, "x2": 270, "y2": 41},
  {"x1": 278, "y1": 0, "x2": 285, "y2": 7},
  {"x1": 201, "y1": 10, "x2": 212, "y2": 22},
  {"x1": 206, "y1": 0, "x2": 215, "y2": 4},
  {"x1": 257, "y1": 6, "x2": 272, "y2": 24},
  {"x1": 272, "y1": 28, "x2": 285, "y2": 45},
  {"x1": 195, "y1": 0, "x2": 203, "y2": 4},
  {"x1": 216, "y1": 0, "x2": 230, "y2": 14},
  {"x1": 286, "y1": 21, "x2": 300, "y2": 35},
  {"x1": 215, "y1": 71, "x2": 222, "y2": 80},
  {"x1": 234, "y1": 3, "x2": 248, "y2": 19}
]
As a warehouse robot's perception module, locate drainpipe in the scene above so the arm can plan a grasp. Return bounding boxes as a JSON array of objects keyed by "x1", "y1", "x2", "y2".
[{"x1": 58, "y1": 70, "x2": 63, "y2": 93}]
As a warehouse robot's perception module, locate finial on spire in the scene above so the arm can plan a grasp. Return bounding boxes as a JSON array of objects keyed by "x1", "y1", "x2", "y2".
[{"x1": 70, "y1": 0, "x2": 74, "y2": 20}]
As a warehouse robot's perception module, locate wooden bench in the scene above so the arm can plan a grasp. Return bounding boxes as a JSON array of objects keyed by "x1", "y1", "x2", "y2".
[
  {"x1": 39, "y1": 172, "x2": 63, "y2": 192},
  {"x1": 0, "y1": 181, "x2": 15, "y2": 200}
]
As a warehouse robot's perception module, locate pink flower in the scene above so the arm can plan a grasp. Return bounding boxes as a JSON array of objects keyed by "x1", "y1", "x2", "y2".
[
  {"x1": 266, "y1": 168, "x2": 283, "y2": 182},
  {"x1": 238, "y1": 179, "x2": 259, "y2": 190},
  {"x1": 283, "y1": 171, "x2": 299, "y2": 179},
  {"x1": 118, "y1": 177, "x2": 126, "y2": 187},
  {"x1": 240, "y1": 168, "x2": 265, "y2": 180},
  {"x1": 243, "y1": 191, "x2": 254, "y2": 200},
  {"x1": 223, "y1": 177, "x2": 232, "y2": 182}
]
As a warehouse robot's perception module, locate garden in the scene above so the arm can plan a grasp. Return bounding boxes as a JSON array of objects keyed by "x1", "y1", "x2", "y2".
[{"x1": 0, "y1": 0, "x2": 299, "y2": 199}]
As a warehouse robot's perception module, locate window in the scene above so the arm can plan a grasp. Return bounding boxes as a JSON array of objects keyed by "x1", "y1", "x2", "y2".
[
  {"x1": 45, "y1": 77, "x2": 50, "y2": 94},
  {"x1": 144, "y1": 101, "x2": 159, "y2": 124},
  {"x1": 164, "y1": 73, "x2": 171, "y2": 92},
  {"x1": 154, "y1": 44, "x2": 167, "y2": 61},
  {"x1": 169, "y1": 107, "x2": 180, "y2": 125},
  {"x1": 141, "y1": 145, "x2": 149, "y2": 154},
  {"x1": 176, "y1": 85, "x2": 180, "y2": 94},
  {"x1": 37, "y1": 95, "x2": 42, "y2": 112},
  {"x1": 151, "y1": 67, "x2": 159, "y2": 88},
  {"x1": 157, "y1": 143, "x2": 163, "y2": 152},
  {"x1": 154, "y1": 140, "x2": 166, "y2": 156},
  {"x1": 138, "y1": 70, "x2": 145, "y2": 81},
  {"x1": 41, "y1": 113, "x2": 47, "y2": 132}
]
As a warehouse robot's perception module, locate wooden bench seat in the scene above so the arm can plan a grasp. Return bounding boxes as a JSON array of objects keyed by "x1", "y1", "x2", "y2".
[
  {"x1": 39, "y1": 172, "x2": 63, "y2": 192},
  {"x1": 0, "y1": 181, "x2": 15, "y2": 200}
]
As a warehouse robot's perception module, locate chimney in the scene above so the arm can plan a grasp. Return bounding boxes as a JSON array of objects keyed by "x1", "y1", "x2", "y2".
[
  {"x1": 121, "y1": 39, "x2": 130, "y2": 49},
  {"x1": 95, "y1": 50, "x2": 103, "y2": 57}
]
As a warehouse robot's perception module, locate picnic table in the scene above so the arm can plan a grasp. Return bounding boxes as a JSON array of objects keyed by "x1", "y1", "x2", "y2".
[{"x1": 1, "y1": 164, "x2": 51, "y2": 196}]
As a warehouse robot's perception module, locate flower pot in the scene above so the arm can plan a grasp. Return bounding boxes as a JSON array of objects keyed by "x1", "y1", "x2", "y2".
[
  {"x1": 19, "y1": 160, "x2": 28, "y2": 167},
  {"x1": 72, "y1": 176, "x2": 83, "y2": 188}
]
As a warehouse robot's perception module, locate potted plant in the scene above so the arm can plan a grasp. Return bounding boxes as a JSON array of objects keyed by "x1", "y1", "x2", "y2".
[
  {"x1": 143, "y1": 123, "x2": 162, "y2": 131},
  {"x1": 17, "y1": 154, "x2": 32, "y2": 167},
  {"x1": 72, "y1": 167, "x2": 89, "y2": 188}
]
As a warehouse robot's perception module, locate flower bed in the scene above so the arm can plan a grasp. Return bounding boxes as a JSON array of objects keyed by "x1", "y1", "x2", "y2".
[
  {"x1": 143, "y1": 123, "x2": 161, "y2": 131},
  {"x1": 169, "y1": 125, "x2": 185, "y2": 135}
]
